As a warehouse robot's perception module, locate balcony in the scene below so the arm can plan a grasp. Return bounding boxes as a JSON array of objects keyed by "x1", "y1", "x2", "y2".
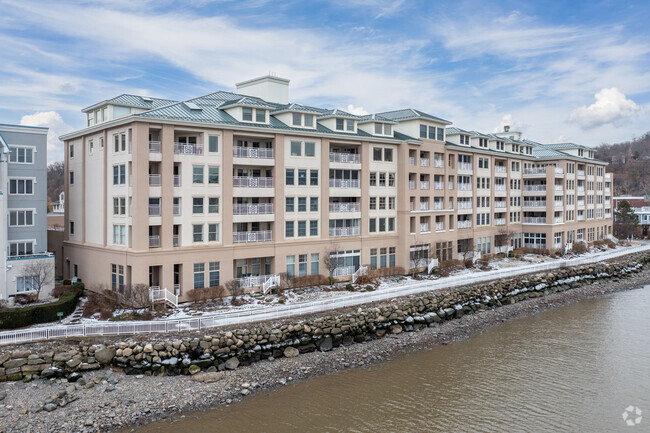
[
  {"x1": 233, "y1": 203, "x2": 274, "y2": 215},
  {"x1": 523, "y1": 185, "x2": 546, "y2": 192},
  {"x1": 433, "y1": 201, "x2": 443, "y2": 210},
  {"x1": 149, "y1": 174, "x2": 161, "y2": 187},
  {"x1": 435, "y1": 222, "x2": 444, "y2": 231},
  {"x1": 605, "y1": 173, "x2": 611, "y2": 180},
  {"x1": 494, "y1": 184, "x2": 506, "y2": 191},
  {"x1": 149, "y1": 235, "x2": 160, "y2": 248},
  {"x1": 409, "y1": 157, "x2": 415, "y2": 166},
  {"x1": 420, "y1": 158, "x2": 430, "y2": 167},
  {"x1": 605, "y1": 211, "x2": 612, "y2": 218},
  {"x1": 330, "y1": 179, "x2": 360, "y2": 189},
  {"x1": 457, "y1": 220, "x2": 472, "y2": 229},
  {"x1": 555, "y1": 167, "x2": 564, "y2": 175},
  {"x1": 234, "y1": 147, "x2": 274, "y2": 159},
  {"x1": 554, "y1": 185, "x2": 564, "y2": 193},
  {"x1": 329, "y1": 226, "x2": 360, "y2": 237},
  {"x1": 494, "y1": 218, "x2": 506, "y2": 226},
  {"x1": 235, "y1": 274, "x2": 276, "y2": 289},
  {"x1": 524, "y1": 200, "x2": 546, "y2": 208},
  {"x1": 173, "y1": 204, "x2": 181, "y2": 216},
  {"x1": 329, "y1": 202, "x2": 361, "y2": 213},
  {"x1": 577, "y1": 170, "x2": 585, "y2": 177},
  {"x1": 234, "y1": 176, "x2": 274, "y2": 188},
  {"x1": 149, "y1": 204, "x2": 161, "y2": 216},
  {"x1": 434, "y1": 159, "x2": 444, "y2": 168},
  {"x1": 174, "y1": 143, "x2": 203, "y2": 155},
  {"x1": 457, "y1": 201, "x2": 472, "y2": 209},
  {"x1": 420, "y1": 181, "x2": 430, "y2": 190},
  {"x1": 458, "y1": 162, "x2": 472, "y2": 171},
  {"x1": 554, "y1": 216, "x2": 563, "y2": 224},
  {"x1": 434, "y1": 182, "x2": 444, "y2": 190},
  {"x1": 605, "y1": 188, "x2": 611, "y2": 194},
  {"x1": 458, "y1": 183, "x2": 472, "y2": 191},
  {"x1": 577, "y1": 214, "x2": 585, "y2": 221},
  {"x1": 233, "y1": 230, "x2": 272, "y2": 243},
  {"x1": 577, "y1": 200, "x2": 585, "y2": 206},
  {"x1": 419, "y1": 202, "x2": 429, "y2": 211},
  {"x1": 149, "y1": 141, "x2": 161, "y2": 153},
  {"x1": 495, "y1": 166, "x2": 507, "y2": 174},
  {"x1": 577, "y1": 187, "x2": 585, "y2": 193},
  {"x1": 333, "y1": 266, "x2": 355, "y2": 277},
  {"x1": 173, "y1": 234, "x2": 180, "y2": 247},
  {"x1": 420, "y1": 223, "x2": 430, "y2": 232},
  {"x1": 409, "y1": 181, "x2": 416, "y2": 190},
  {"x1": 524, "y1": 167, "x2": 546, "y2": 175},
  {"x1": 494, "y1": 201, "x2": 507, "y2": 208},
  {"x1": 173, "y1": 175, "x2": 181, "y2": 187},
  {"x1": 554, "y1": 200, "x2": 563, "y2": 208},
  {"x1": 523, "y1": 217, "x2": 546, "y2": 224}
]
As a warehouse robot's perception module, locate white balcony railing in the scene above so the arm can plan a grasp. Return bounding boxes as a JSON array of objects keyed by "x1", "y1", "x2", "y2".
[
  {"x1": 495, "y1": 166, "x2": 507, "y2": 174},
  {"x1": 329, "y1": 152, "x2": 360, "y2": 164},
  {"x1": 605, "y1": 188, "x2": 611, "y2": 194},
  {"x1": 435, "y1": 222, "x2": 444, "y2": 231},
  {"x1": 494, "y1": 184, "x2": 506, "y2": 191},
  {"x1": 433, "y1": 201, "x2": 443, "y2": 210},
  {"x1": 149, "y1": 287, "x2": 178, "y2": 308},
  {"x1": 555, "y1": 167, "x2": 564, "y2": 175},
  {"x1": 524, "y1": 167, "x2": 546, "y2": 175},
  {"x1": 233, "y1": 147, "x2": 274, "y2": 159},
  {"x1": 458, "y1": 183, "x2": 472, "y2": 191},
  {"x1": 149, "y1": 204, "x2": 161, "y2": 216},
  {"x1": 577, "y1": 200, "x2": 585, "y2": 206},
  {"x1": 173, "y1": 175, "x2": 181, "y2": 187},
  {"x1": 457, "y1": 220, "x2": 472, "y2": 229},
  {"x1": 409, "y1": 157, "x2": 415, "y2": 166},
  {"x1": 524, "y1": 201, "x2": 546, "y2": 208},
  {"x1": 409, "y1": 181, "x2": 416, "y2": 190},
  {"x1": 149, "y1": 141, "x2": 161, "y2": 153},
  {"x1": 577, "y1": 170, "x2": 585, "y2": 177},
  {"x1": 329, "y1": 179, "x2": 360, "y2": 189},
  {"x1": 577, "y1": 214, "x2": 585, "y2": 221},
  {"x1": 434, "y1": 159, "x2": 444, "y2": 168},
  {"x1": 173, "y1": 143, "x2": 203, "y2": 155},
  {"x1": 457, "y1": 201, "x2": 472, "y2": 209},
  {"x1": 329, "y1": 226, "x2": 360, "y2": 237},
  {"x1": 523, "y1": 217, "x2": 546, "y2": 224},
  {"x1": 233, "y1": 230, "x2": 273, "y2": 243},
  {"x1": 420, "y1": 202, "x2": 429, "y2": 211},
  {"x1": 173, "y1": 234, "x2": 180, "y2": 247},
  {"x1": 524, "y1": 185, "x2": 546, "y2": 192},
  {"x1": 577, "y1": 187, "x2": 585, "y2": 193},
  {"x1": 494, "y1": 218, "x2": 506, "y2": 226},
  {"x1": 420, "y1": 181, "x2": 430, "y2": 190},
  {"x1": 458, "y1": 162, "x2": 472, "y2": 171},
  {"x1": 173, "y1": 204, "x2": 181, "y2": 216},
  {"x1": 420, "y1": 223, "x2": 429, "y2": 232},
  {"x1": 332, "y1": 266, "x2": 355, "y2": 277},
  {"x1": 233, "y1": 176, "x2": 274, "y2": 188},
  {"x1": 233, "y1": 203, "x2": 274, "y2": 215},
  {"x1": 434, "y1": 182, "x2": 444, "y2": 190},
  {"x1": 329, "y1": 202, "x2": 361, "y2": 213},
  {"x1": 149, "y1": 174, "x2": 161, "y2": 187},
  {"x1": 494, "y1": 201, "x2": 507, "y2": 208},
  {"x1": 236, "y1": 274, "x2": 276, "y2": 289},
  {"x1": 554, "y1": 201, "x2": 563, "y2": 208},
  {"x1": 149, "y1": 235, "x2": 160, "y2": 248},
  {"x1": 420, "y1": 158, "x2": 430, "y2": 167},
  {"x1": 554, "y1": 185, "x2": 564, "y2": 192},
  {"x1": 555, "y1": 217, "x2": 563, "y2": 224}
]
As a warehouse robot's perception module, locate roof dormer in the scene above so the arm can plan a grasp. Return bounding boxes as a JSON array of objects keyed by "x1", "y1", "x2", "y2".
[
  {"x1": 271, "y1": 104, "x2": 321, "y2": 129},
  {"x1": 358, "y1": 114, "x2": 396, "y2": 137},
  {"x1": 220, "y1": 96, "x2": 275, "y2": 124},
  {"x1": 317, "y1": 109, "x2": 360, "y2": 134}
]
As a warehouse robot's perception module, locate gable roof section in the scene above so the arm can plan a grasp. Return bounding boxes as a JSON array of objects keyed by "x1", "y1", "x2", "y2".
[
  {"x1": 219, "y1": 96, "x2": 277, "y2": 110},
  {"x1": 376, "y1": 108, "x2": 452, "y2": 125},
  {"x1": 358, "y1": 113, "x2": 397, "y2": 124},
  {"x1": 316, "y1": 108, "x2": 360, "y2": 120},
  {"x1": 0, "y1": 132, "x2": 9, "y2": 153},
  {"x1": 271, "y1": 103, "x2": 325, "y2": 115},
  {"x1": 82, "y1": 94, "x2": 177, "y2": 112}
]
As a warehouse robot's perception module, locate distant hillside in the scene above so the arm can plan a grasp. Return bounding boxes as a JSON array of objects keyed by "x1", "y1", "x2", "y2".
[{"x1": 595, "y1": 132, "x2": 650, "y2": 197}]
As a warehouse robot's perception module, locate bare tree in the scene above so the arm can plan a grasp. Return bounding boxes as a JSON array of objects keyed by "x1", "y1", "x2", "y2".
[
  {"x1": 118, "y1": 283, "x2": 150, "y2": 309},
  {"x1": 494, "y1": 227, "x2": 512, "y2": 254},
  {"x1": 457, "y1": 238, "x2": 475, "y2": 262},
  {"x1": 409, "y1": 240, "x2": 430, "y2": 277},
  {"x1": 225, "y1": 279, "x2": 244, "y2": 299},
  {"x1": 322, "y1": 243, "x2": 342, "y2": 283},
  {"x1": 22, "y1": 259, "x2": 54, "y2": 299}
]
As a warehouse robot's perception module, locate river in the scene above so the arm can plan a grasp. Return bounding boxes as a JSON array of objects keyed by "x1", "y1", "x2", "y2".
[{"x1": 135, "y1": 286, "x2": 650, "y2": 432}]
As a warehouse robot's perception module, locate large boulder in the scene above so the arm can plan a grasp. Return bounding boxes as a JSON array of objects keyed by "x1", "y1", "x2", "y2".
[
  {"x1": 283, "y1": 347, "x2": 299, "y2": 358},
  {"x1": 224, "y1": 357, "x2": 240, "y2": 370},
  {"x1": 94, "y1": 347, "x2": 116, "y2": 365}
]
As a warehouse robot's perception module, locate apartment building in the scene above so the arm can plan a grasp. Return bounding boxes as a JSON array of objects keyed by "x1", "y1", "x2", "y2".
[
  {"x1": 1, "y1": 124, "x2": 55, "y2": 299},
  {"x1": 60, "y1": 76, "x2": 613, "y2": 300}
]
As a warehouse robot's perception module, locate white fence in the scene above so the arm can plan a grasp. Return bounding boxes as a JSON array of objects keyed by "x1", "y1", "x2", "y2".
[{"x1": 0, "y1": 244, "x2": 648, "y2": 346}]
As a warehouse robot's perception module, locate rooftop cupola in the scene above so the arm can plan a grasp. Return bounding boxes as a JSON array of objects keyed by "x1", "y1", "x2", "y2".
[{"x1": 236, "y1": 75, "x2": 290, "y2": 104}]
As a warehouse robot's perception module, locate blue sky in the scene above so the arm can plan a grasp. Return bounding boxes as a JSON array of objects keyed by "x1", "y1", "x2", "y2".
[{"x1": 1, "y1": 0, "x2": 649, "y2": 162}]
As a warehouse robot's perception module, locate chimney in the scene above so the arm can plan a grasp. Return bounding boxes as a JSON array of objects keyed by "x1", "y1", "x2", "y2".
[
  {"x1": 504, "y1": 125, "x2": 510, "y2": 132},
  {"x1": 236, "y1": 75, "x2": 290, "y2": 104}
]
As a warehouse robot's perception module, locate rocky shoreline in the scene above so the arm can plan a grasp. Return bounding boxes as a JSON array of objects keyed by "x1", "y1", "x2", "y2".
[{"x1": 0, "y1": 255, "x2": 649, "y2": 432}]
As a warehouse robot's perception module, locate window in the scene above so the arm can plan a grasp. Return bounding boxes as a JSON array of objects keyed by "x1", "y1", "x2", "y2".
[
  {"x1": 304, "y1": 114, "x2": 314, "y2": 127},
  {"x1": 194, "y1": 263, "x2": 205, "y2": 289},
  {"x1": 298, "y1": 221, "x2": 307, "y2": 237},
  {"x1": 208, "y1": 261, "x2": 220, "y2": 287},
  {"x1": 299, "y1": 254, "x2": 308, "y2": 276},
  {"x1": 193, "y1": 197, "x2": 204, "y2": 214},
  {"x1": 311, "y1": 253, "x2": 319, "y2": 275},
  {"x1": 113, "y1": 197, "x2": 126, "y2": 215},
  {"x1": 111, "y1": 264, "x2": 125, "y2": 291},
  {"x1": 346, "y1": 119, "x2": 354, "y2": 131},
  {"x1": 193, "y1": 166, "x2": 204, "y2": 184},
  {"x1": 389, "y1": 197, "x2": 396, "y2": 210},
  {"x1": 310, "y1": 197, "x2": 318, "y2": 212},
  {"x1": 298, "y1": 169, "x2": 307, "y2": 185},
  {"x1": 69, "y1": 144, "x2": 74, "y2": 158},
  {"x1": 375, "y1": 123, "x2": 383, "y2": 134},
  {"x1": 336, "y1": 119, "x2": 344, "y2": 131},
  {"x1": 255, "y1": 109, "x2": 266, "y2": 123},
  {"x1": 384, "y1": 148, "x2": 393, "y2": 162},
  {"x1": 369, "y1": 219, "x2": 376, "y2": 232},
  {"x1": 429, "y1": 126, "x2": 436, "y2": 139},
  {"x1": 310, "y1": 169, "x2": 319, "y2": 186},
  {"x1": 114, "y1": 135, "x2": 119, "y2": 152},
  {"x1": 193, "y1": 224, "x2": 203, "y2": 242},
  {"x1": 242, "y1": 107, "x2": 253, "y2": 121},
  {"x1": 69, "y1": 171, "x2": 74, "y2": 185},
  {"x1": 208, "y1": 224, "x2": 219, "y2": 242},
  {"x1": 9, "y1": 241, "x2": 34, "y2": 257},
  {"x1": 286, "y1": 255, "x2": 295, "y2": 277},
  {"x1": 388, "y1": 217, "x2": 395, "y2": 231},
  {"x1": 70, "y1": 221, "x2": 75, "y2": 234},
  {"x1": 388, "y1": 173, "x2": 395, "y2": 187},
  {"x1": 112, "y1": 165, "x2": 126, "y2": 185},
  {"x1": 370, "y1": 248, "x2": 378, "y2": 269},
  {"x1": 419, "y1": 124, "x2": 427, "y2": 138},
  {"x1": 304, "y1": 142, "x2": 315, "y2": 157},
  {"x1": 9, "y1": 210, "x2": 34, "y2": 226},
  {"x1": 286, "y1": 197, "x2": 295, "y2": 212},
  {"x1": 379, "y1": 173, "x2": 386, "y2": 186},
  {"x1": 286, "y1": 221, "x2": 294, "y2": 237},
  {"x1": 88, "y1": 139, "x2": 93, "y2": 153},
  {"x1": 208, "y1": 197, "x2": 219, "y2": 213},
  {"x1": 208, "y1": 166, "x2": 219, "y2": 184},
  {"x1": 373, "y1": 147, "x2": 382, "y2": 161},
  {"x1": 437, "y1": 128, "x2": 444, "y2": 141},
  {"x1": 310, "y1": 220, "x2": 318, "y2": 236},
  {"x1": 291, "y1": 141, "x2": 301, "y2": 156},
  {"x1": 113, "y1": 225, "x2": 126, "y2": 245},
  {"x1": 370, "y1": 172, "x2": 376, "y2": 186},
  {"x1": 370, "y1": 197, "x2": 377, "y2": 210},
  {"x1": 298, "y1": 197, "x2": 307, "y2": 212},
  {"x1": 292, "y1": 113, "x2": 301, "y2": 126},
  {"x1": 379, "y1": 218, "x2": 386, "y2": 232},
  {"x1": 9, "y1": 179, "x2": 34, "y2": 195},
  {"x1": 9, "y1": 147, "x2": 34, "y2": 164},
  {"x1": 379, "y1": 197, "x2": 386, "y2": 210},
  {"x1": 286, "y1": 169, "x2": 294, "y2": 185}
]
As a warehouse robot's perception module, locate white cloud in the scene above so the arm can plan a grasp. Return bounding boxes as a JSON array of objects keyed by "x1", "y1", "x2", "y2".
[
  {"x1": 346, "y1": 104, "x2": 368, "y2": 115},
  {"x1": 569, "y1": 87, "x2": 640, "y2": 128},
  {"x1": 20, "y1": 111, "x2": 74, "y2": 162}
]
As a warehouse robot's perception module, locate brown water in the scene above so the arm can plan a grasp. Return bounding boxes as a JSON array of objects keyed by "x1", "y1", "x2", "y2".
[{"x1": 136, "y1": 286, "x2": 650, "y2": 433}]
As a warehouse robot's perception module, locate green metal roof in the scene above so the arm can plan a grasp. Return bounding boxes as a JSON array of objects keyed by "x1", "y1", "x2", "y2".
[
  {"x1": 82, "y1": 94, "x2": 177, "y2": 112},
  {"x1": 376, "y1": 108, "x2": 452, "y2": 125}
]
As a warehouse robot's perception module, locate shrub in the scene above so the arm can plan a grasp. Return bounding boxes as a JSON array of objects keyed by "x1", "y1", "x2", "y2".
[
  {"x1": 0, "y1": 290, "x2": 81, "y2": 329},
  {"x1": 368, "y1": 266, "x2": 405, "y2": 278},
  {"x1": 353, "y1": 273, "x2": 376, "y2": 286},
  {"x1": 51, "y1": 286, "x2": 68, "y2": 298},
  {"x1": 187, "y1": 286, "x2": 227, "y2": 303},
  {"x1": 464, "y1": 259, "x2": 474, "y2": 269},
  {"x1": 288, "y1": 274, "x2": 329, "y2": 289},
  {"x1": 519, "y1": 247, "x2": 550, "y2": 256},
  {"x1": 62, "y1": 279, "x2": 71, "y2": 286},
  {"x1": 82, "y1": 289, "x2": 118, "y2": 319},
  {"x1": 345, "y1": 283, "x2": 355, "y2": 291},
  {"x1": 14, "y1": 294, "x2": 37, "y2": 305},
  {"x1": 571, "y1": 242, "x2": 588, "y2": 254}
]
